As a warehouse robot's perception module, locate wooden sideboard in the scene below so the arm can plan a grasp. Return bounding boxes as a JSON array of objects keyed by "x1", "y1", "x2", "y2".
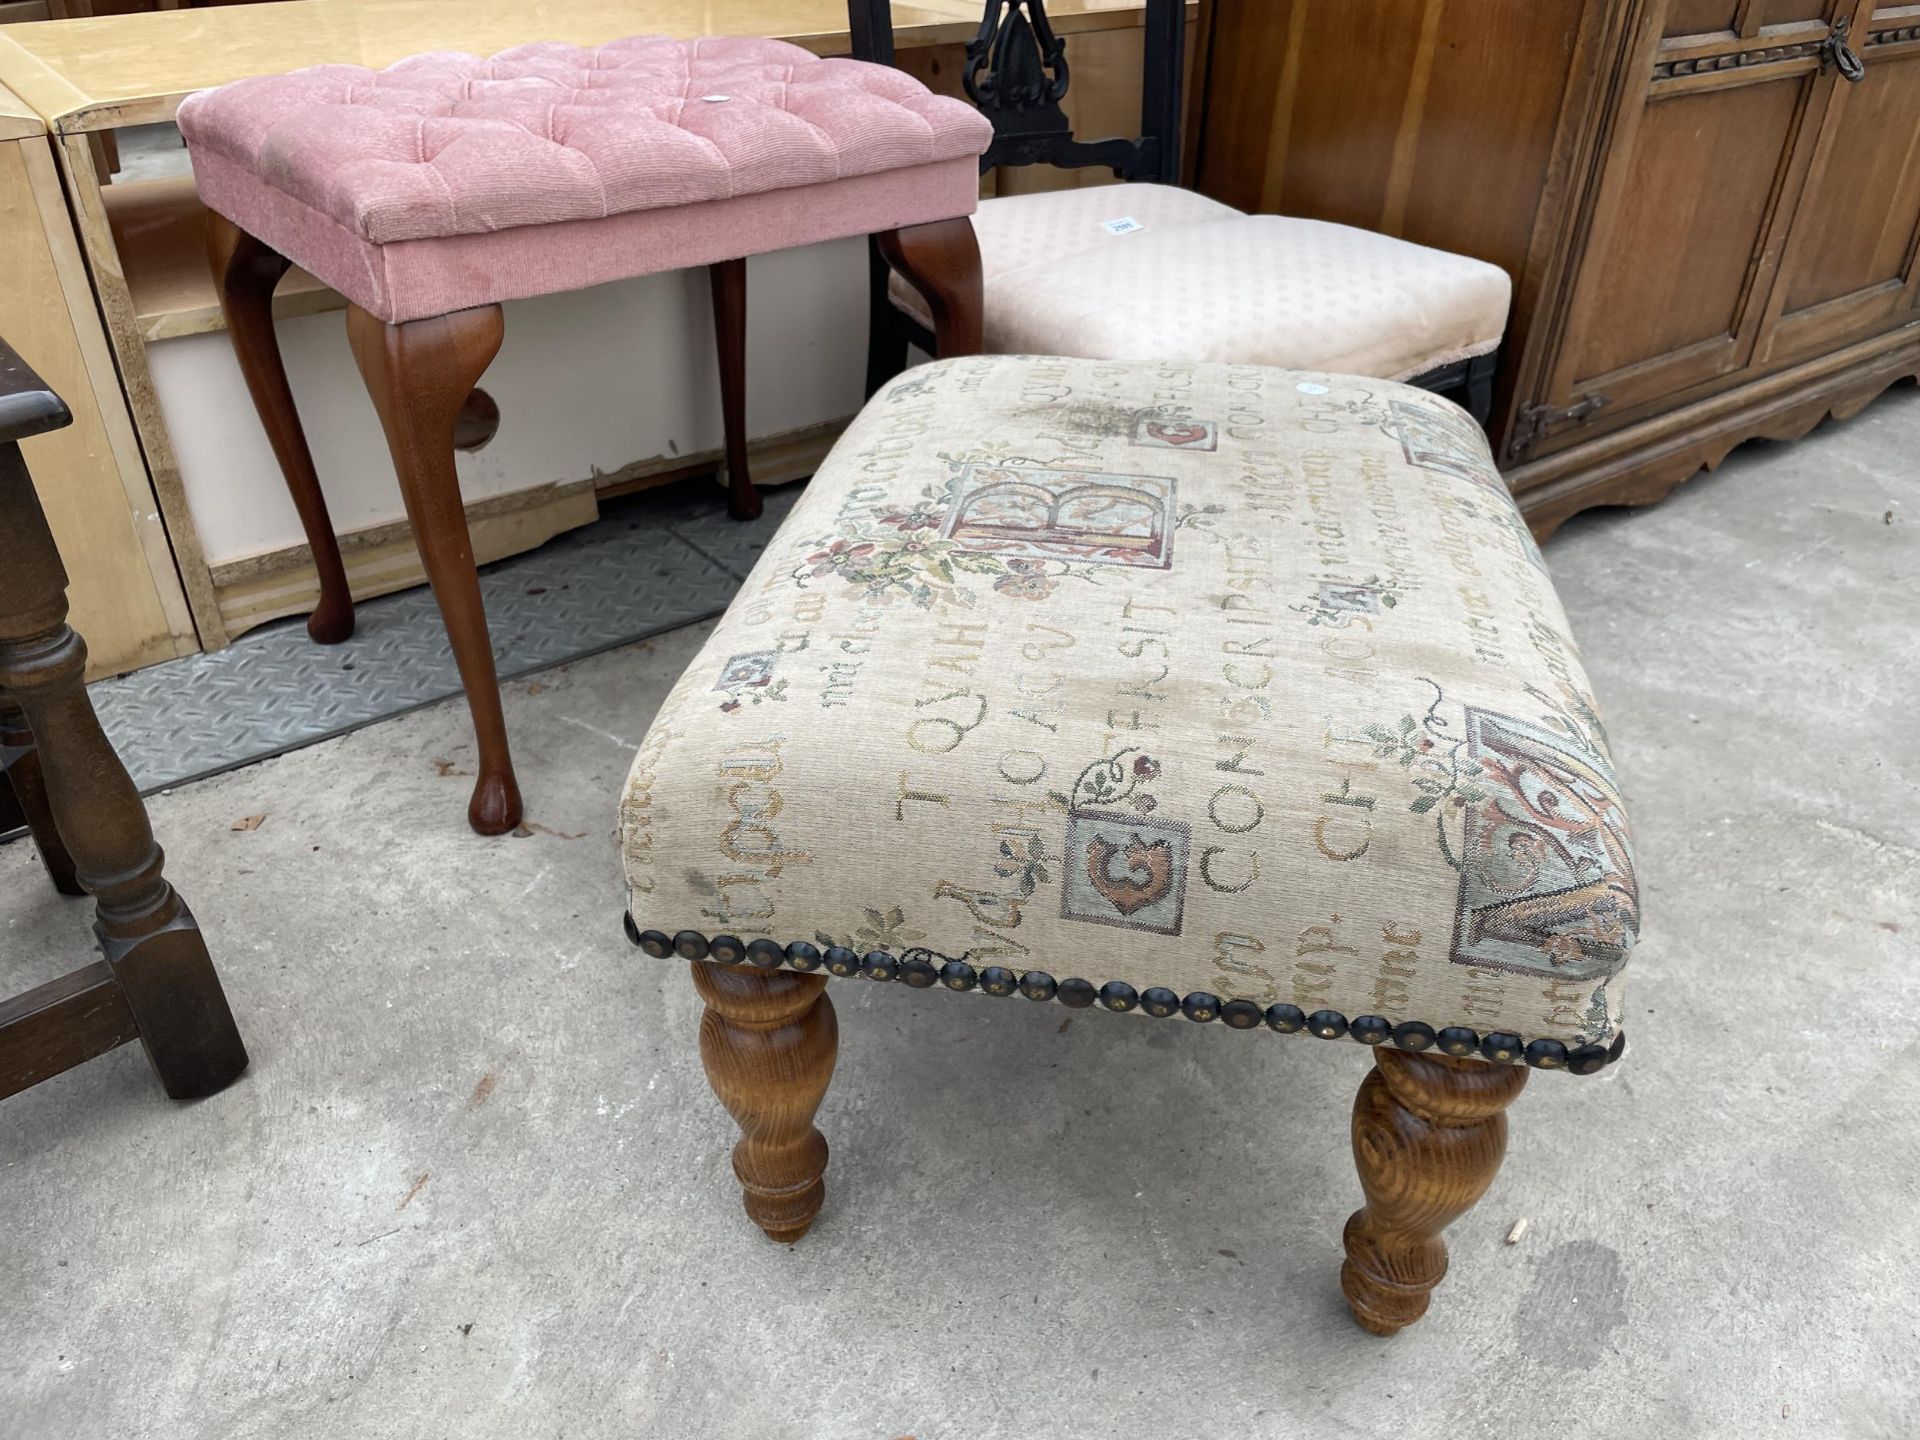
[{"x1": 1191, "y1": 0, "x2": 1920, "y2": 533}]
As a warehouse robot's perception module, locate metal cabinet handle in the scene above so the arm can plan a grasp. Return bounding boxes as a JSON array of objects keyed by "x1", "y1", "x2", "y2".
[{"x1": 1823, "y1": 16, "x2": 1866, "y2": 82}]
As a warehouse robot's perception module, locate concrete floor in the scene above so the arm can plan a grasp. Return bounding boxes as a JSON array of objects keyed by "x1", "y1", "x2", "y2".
[{"x1": 3, "y1": 390, "x2": 1916, "y2": 1440}]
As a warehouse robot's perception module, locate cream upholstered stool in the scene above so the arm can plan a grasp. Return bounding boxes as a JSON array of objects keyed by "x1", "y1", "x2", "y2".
[
  {"x1": 619, "y1": 355, "x2": 1639, "y2": 1334},
  {"x1": 886, "y1": 184, "x2": 1511, "y2": 404},
  {"x1": 179, "y1": 36, "x2": 991, "y2": 834},
  {"x1": 851, "y1": 0, "x2": 1511, "y2": 422}
]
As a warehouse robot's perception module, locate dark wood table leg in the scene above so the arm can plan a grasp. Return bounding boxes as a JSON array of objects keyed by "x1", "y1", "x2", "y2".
[
  {"x1": 876, "y1": 217, "x2": 984, "y2": 358},
  {"x1": 345, "y1": 302, "x2": 521, "y2": 836},
  {"x1": 708, "y1": 257, "x2": 762, "y2": 522},
  {"x1": 0, "y1": 439, "x2": 248, "y2": 1102},
  {"x1": 208, "y1": 212, "x2": 356, "y2": 644},
  {"x1": 863, "y1": 236, "x2": 911, "y2": 398},
  {"x1": 0, "y1": 691, "x2": 83, "y2": 895}
]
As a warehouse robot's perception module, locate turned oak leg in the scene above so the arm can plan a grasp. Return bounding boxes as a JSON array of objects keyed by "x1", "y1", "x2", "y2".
[
  {"x1": 877, "y1": 217, "x2": 983, "y2": 358},
  {"x1": 863, "y1": 237, "x2": 910, "y2": 399},
  {"x1": 345, "y1": 302, "x2": 520, "y2": 836},
  {"x1": 0, "y1": 692, "x2": 82, "y2": 895},
  {"x1": 1341, "y1": 1049, "x2": 1528, "y2": 1335},
  {"x1": 708, "y1": 258, "x2": 762, "y2": 522},
  {"x1": 208, "y1": 212, "x2": 355, "y2": 644},
  {"x1": 0, "y1": 445, "x2": 248, "y2": 1099},
  {"x1": 692, "y1": 961, "x2": 837, "y2": 1243}
]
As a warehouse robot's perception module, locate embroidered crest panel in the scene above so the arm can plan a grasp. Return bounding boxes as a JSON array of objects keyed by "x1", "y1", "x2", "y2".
[{"x1": 620, "y1": 357, "x2": 1638, "y2": 1060}]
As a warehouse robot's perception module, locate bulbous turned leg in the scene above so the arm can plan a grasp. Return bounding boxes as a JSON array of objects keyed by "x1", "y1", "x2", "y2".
[
  {"x1": 1341, "y1": 1048, "x2": 1527, "y2": 1335},
  {"x1": 0, "y1": 449, "x2": 247, "y2": 1099},
  {"x1": 0, "y1": 693, "x2": 82, "y2": 895},
  {"x1": 691, "y1": 961, "x2": 837, "y2": 1243}
]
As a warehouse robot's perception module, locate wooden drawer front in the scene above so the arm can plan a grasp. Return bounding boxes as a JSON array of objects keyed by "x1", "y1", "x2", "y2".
[
  {"x1": 1755, "y1": 3, "x2": 1920, "y2": 363},
  {"x1": 1518, "y1": 0, "x2": 1848, "y2": 459}
]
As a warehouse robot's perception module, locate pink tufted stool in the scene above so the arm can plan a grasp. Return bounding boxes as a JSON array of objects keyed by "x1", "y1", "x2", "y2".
[{"x1": 180, "y1": 35, "x2": 991, "y2": 833}]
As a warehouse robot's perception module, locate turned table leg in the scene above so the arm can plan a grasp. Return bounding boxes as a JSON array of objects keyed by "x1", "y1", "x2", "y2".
[
  {"x1": 0, "y1": 443, "x2": 247, "y2": 1100},
  {"x1": 708, "y1": 257, "x2": 762, "y2": 522},
  {"x1": 1341, "y1": 1048, "x2": 1528, "y2": 1335},
  {"x1": 208, "y1": 213, "x2": 355, "y2": 644},
  {"x1": 0, "y1": 692, "x2": 82, "y2": 895},
  {"x1": 877, "y1": 217, "x2": 983, "y2": 358},
  {"x1": 346, "y1": 302, "x2": 520, "y2": 836},
  {"x1": 691, "y1": 961, "x2": 837, "y2": 1242}
]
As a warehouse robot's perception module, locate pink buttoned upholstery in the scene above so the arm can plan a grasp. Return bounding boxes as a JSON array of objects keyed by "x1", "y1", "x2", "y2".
[{"x1": 179, "y1": 36, "x2": 992, "y2": 323}]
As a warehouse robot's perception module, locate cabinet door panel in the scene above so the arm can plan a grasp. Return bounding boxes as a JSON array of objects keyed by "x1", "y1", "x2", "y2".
[
  {"x1": 1666, "y1": 1, "x2": 1834, "y2": 39},
  {"x1": 1562, "y1": 81, "x2": 1803, "y2": 383},
  {"x1": 1666, "y1": 1, "x2": 1742, "y2": 33},
  {"x1": 1521, "y1": 0, "x2": 1846, "y2": 455},
  {"x1": 1765, "y1": 0, "x2": 1844, "y2": 22},
  {"x1": 1757, "y1": 5, "x2": 1920, "y2": 361}
]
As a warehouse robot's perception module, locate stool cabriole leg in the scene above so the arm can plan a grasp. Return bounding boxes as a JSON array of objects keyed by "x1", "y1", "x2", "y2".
[
  {"x1": 0, "y1": 692, "x2": 82, "y2": 895},
  {"x1": 345, "y1": 303, "x2": 519, "y2": 836},
  {"x1": 1341, "y1": 1049, "x2": 1527, "y2": 1335},
  {"x1": 877, "y1": 217, "x2": 984, "y2": 358},
  {"x1": 707, "y1": 257, "x2": 762, "y2": 522},
  {"x1": 691, "y1": 962, "x2": 837, "y2": 1243},
  {"x1": 208, "y1": 213, "x2": 356, "y2": 645},
  {"x1": 0, "y1": 448, "x2": 248, "y2": 1099}
]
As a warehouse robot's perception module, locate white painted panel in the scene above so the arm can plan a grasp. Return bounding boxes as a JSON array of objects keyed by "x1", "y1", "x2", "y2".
[{"x1": 150, "y1": 237, "x2": 869, "y2": 566}]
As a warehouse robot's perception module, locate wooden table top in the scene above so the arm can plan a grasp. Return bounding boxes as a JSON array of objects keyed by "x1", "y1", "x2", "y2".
[
  {"x1": 0, "y1": 0, "x2": 1164, "y2": 134},
  {"x1": 0, "y1": 331, "x2": 71, "y2": 445},
  {"x1": 0, "y1": 78, "x2": 43, "y2": 142}
]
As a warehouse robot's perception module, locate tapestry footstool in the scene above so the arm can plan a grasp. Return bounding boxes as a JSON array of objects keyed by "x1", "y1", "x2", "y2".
[{"x1": 619, "y1": 355, "x2": 1639, "y2": 1335}]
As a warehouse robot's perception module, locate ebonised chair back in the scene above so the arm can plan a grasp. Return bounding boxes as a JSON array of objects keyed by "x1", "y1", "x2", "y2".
[{"x1": 847, "y1": 0, "x2": 1186, "y2": 185}]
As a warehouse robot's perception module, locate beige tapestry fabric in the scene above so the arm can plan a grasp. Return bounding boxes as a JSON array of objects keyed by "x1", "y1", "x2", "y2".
[
  {"x1": 887, "y1": 185, "x2": 1511, "y2": 382},
  {"x1": 620, "y1": 357, "x2": 1638, "y2": 1070}
]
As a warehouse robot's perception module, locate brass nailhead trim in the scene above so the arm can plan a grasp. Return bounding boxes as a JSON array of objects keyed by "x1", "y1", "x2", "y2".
[{"x1": 625, "y1": 922, "x2": 1624, "y2": 1073}]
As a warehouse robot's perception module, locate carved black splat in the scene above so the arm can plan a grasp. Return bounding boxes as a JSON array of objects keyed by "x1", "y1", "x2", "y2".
[
  {"x1": 851, "y1": 0, "x2": 1185, "y2": 184},
  {"x1": 850, "y1": 0, "x2": 1185, "y2": 396}
]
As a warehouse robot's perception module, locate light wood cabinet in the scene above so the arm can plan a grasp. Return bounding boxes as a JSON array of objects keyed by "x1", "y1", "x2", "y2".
[
  {"x1": 0, "y1": 84, "x2": 195, "y2": 678},
  {"x1": 1192, "y1": 0, "x2": 1920, "y2": 533}
]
